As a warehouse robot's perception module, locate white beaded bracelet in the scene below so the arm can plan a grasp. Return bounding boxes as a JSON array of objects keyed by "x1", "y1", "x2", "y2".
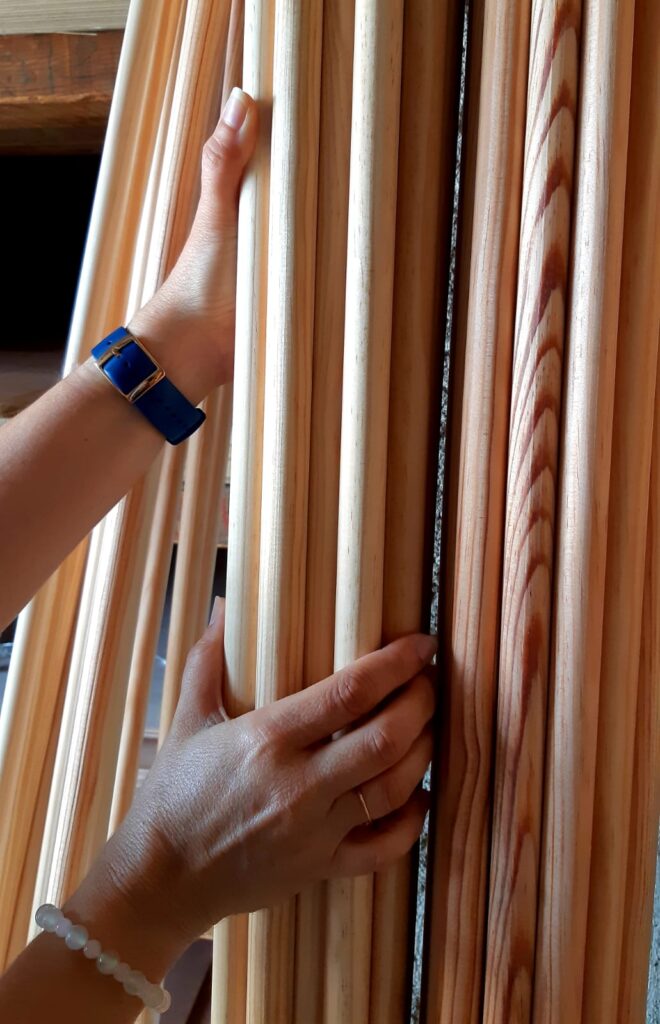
[{"x1": 35, "y1": 904, "x2": 171, "y2": 1013}]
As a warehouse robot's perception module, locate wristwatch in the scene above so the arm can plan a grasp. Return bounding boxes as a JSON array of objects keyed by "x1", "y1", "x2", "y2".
[{"x1": 91, "y1": 326, "x2": 206, "y2": 445}]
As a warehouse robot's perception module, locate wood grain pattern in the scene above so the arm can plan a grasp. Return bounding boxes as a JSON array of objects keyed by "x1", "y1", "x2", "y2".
[
  {"x1": 617, "y1": 357, "x2": 660, "y2": 1023},
  {"x1": 0, "y1": 31, "x2": 122, "y2": 153},
  {"x1": 581, "y1": 0, "x2": 660, "y2": 1014},
  {"x1": 158, "y1": 0, "x2": 237, "y2": 738},
  {"x1": 482, "y1": 2, "x2": 580, "y2": 1020},
  {"x1": 324, "y1": 3, "x2": 404, "y2": 1021},
  {"x1": 531, "y1": 0, "x2": 636, "y2": 1019},
  {"x1": 246, "y1": 2, "x2": 323, "y2": 1020},
  {"x1": 423, "y1": 1, "x2": 530, "y2": 1020},
  {"x1": 211, "y1": 0, "x2": 275, "y2": 1018},
  {"x1": 369, "y1": 1, "x2": 461, "y2": 1020},
  {"x1": 293, "y1": 1, "x2": 354, "y2": 1019}
]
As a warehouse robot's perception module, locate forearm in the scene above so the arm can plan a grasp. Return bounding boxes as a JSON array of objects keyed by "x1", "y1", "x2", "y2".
[{"x1": 0, "y1": 303, "x2": 216, "y2": 629}]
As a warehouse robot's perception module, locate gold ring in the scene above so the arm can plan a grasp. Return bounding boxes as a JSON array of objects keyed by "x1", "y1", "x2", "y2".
[{"x1": 357, "y1": 787, "x2": 373, "y2": 826}]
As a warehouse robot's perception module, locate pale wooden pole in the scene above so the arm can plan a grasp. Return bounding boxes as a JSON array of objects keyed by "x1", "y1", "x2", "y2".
[
  {"x1": 581, "y1": 0, "x2": 660, "y2": 1015},
  {"x1": 159, "y1": 0, "x2": 241, "y2": 738},
  {"x1": 211, "y1": 1, "x2": 275, "y2": 1019},
  {"x1": 293, "y1": 1, "x2": 354, "y2": 1019},
  {"x1": 245, "y1": 2, "x2": 323, "y2": 1020},
  {"x1": 324, "y1": 2, "x2": 404, "y2": 1020},
  {"x1": 369, "y1": 2, "x2": 461, "y2": 1020},
  {"x1": 531, "y1": 1, "x2": 636, "y2": 1020},
  {"x1": 0, "y1": 0, "x2": 182, "y2": 962},
  {"x1": 617, "y1": 358, "x2": 660, "y2": 1022},
  {"x1": 31, "y1": 0, "x2": 232, "y2": 921},
  {"x1": 422, "y1": 0, "x2": 530, "y2": 1020},
  {"x1": 481, "y1": 2, "x2": 581, "y2": 1020}
]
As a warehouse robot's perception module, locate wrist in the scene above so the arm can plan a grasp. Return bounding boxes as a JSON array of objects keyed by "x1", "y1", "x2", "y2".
[{"x1": 127, "y1": 296, "x2": 228, "y2": 406}]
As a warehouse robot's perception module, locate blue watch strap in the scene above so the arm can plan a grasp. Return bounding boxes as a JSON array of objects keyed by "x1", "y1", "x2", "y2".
[{"x1": 91, "y1": 327, "x2": 206, "y2": 445}]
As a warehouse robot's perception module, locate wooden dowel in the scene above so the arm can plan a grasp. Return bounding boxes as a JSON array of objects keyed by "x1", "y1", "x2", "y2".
[
  {"x1": 32, "y1": 0, "x2": 229, "y2": 918},
  {"x1": 423, "y1": 0, "x2": 530, "y2": 1020},
  {"x1": 581, "y1": 0, "x2": 660, "y2": 1015},
  {"x1": 293, "y1": 2, "x2": 354, "y2": 1019},
  {"x1": 109, "y1": 446, "x2": 184, "y2": 831},
  {"x1": 324, "y1": 3, "x2": 404, "y2": 1020},
  {"x1": 617, "y1": 358, "x2": 660, "y2": 1022},
  {"x1": 211, "y1": 0, "x2": 275, "y2": 1018},
  {"x1": 481, "y1": 2, "x2": 580, "y2": 1020},
  {"x1": 369, "y1": 1, "x2": 461, "y2": 1020},
  {"x1": 245, "y1": 2, "x2": 323, "y2": 1020},
  {"x1": 531, "y1": 1, "x2": 636, "y2": 1020},
  {"x1": 0, "y1": 0, "x2": 182, "y2": 960}
]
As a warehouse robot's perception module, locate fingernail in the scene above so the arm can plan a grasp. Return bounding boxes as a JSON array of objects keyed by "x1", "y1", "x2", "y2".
[
  {"x1": 209, "y1": 596, "x2": 221, "y2": 626},
  {"x1": 221, "y1": 87, "x2": 249, "y2": 131},
  {"x1": 416, "y1": 634, "x2": 438, "y2": 663}
]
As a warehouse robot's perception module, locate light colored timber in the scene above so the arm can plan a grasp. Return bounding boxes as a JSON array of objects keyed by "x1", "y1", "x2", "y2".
[
  {"x1": 293, "y1": 1, "x2": 355, "y2": 1019},
  {"x1": 532, "y1": 0, "x2": 636, "y2": 1019},
  {"x1": 159, "y1": 0, "x2": 242, "y2": 739},
  {"x1": 246, "y1": 1, "x2": 323, "y2": 1020},
  {"x1": 482, "y1": 1, "x2": 580, "y2": 1020},
  {"x1": 325, "y1": 2, "x2": 404, "y2": 1021},
  {"x1": 617, "y1": 357, "x2": 660, "y2": 1022},
  {"x1": 211, "y1": 0, "x2": 275, "y2": 1018},
  {"x1": 423, "y1": 0, "x2": 530, "y2": 1020},
  {"x1": 369, "y1": 1, "x2": 461, "y2": 1020},
  {"x1": 581, "y1": 0, "x2": 660, "y2": 1014},
  {"x1": 0, "y1": 0, "x2": 129, "y2": 35},
  {"x1": 31, "y1": 0, "x2": 227, "y2": 917},
  {"x1": 0, "y1": 0, "x2": 181, "y2": 960},
  {"x1": 0, "y1": 542, "x2": 86, "y2": 967}
]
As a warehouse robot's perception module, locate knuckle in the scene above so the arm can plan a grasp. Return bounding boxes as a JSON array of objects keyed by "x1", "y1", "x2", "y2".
[
  {"x1": 335, "y1": 667, "x2": 369, "y2": 721},
  {"x1": 202, "y1": 128, "x2": 238, "y2": 173},
  {"x1": 370, "y1": 723, "x2": 401, "y2": 767}
]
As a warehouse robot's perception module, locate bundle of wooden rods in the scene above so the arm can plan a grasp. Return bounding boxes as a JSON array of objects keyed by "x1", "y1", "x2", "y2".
[{"x1": 0, "y1": 0, "x2": 657, "y2": 1021}]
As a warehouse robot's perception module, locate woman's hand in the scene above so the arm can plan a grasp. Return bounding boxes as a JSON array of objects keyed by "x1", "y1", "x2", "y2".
[
  {"x1": 79, "y1": 602, "x2": 437, "y2": 958},
  {"x1": 126, "y1": 87, "x2": 258, "y2": 403}
]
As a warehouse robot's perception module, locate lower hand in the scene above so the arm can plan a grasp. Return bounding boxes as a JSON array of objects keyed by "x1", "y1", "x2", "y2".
[{"x1": 86, "y1": 602, "x2": 437, "y2": 957}]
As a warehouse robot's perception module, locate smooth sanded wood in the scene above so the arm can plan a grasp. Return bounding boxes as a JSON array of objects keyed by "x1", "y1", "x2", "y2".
[
  {"x1": 158, "y1": 0, "x2": 238, "y2": 739},
  {"x1": 0, "y1": 0, "x2": 180, "y2": 957},
  {"x1": 617, "y1": 359, "x2": 660, "y2": 1022},
  {"x1": 369, "y1": 3, "x2": 460, "y2": 1021},
  {"x1": 423, "y1": 1, "x2": 530, "y2": 1021},
  {"x1": 246, "y1": 3, "x2": 323, "y2": 1020},
  {"x1": 211, "y1": 1, "x2": 275, "y2": 1019},
  {"x1": 531, "y1": 2, "x2": 635, "y2": 1020},
  {"x1": 482, "y1": 3, "x2": 580, "y2": 1020},
  {"x1": 581, "y1": 0, "x2": 660, "y2": 1015},
  {"x1": 325, "y1": 3, "x2": 404, "y2": 1021},
  {"x1": 32, "y1": 0, "x2": 223, "y2": 915},
  {"x1": 293, "y1": 2, "x2": 354, "y2": 1020}
]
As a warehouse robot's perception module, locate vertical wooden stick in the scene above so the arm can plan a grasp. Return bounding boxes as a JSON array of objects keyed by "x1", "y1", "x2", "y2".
[
  {"x1": 294, "y1": 1, "x2": 355, "y2": 1019},
  {"x1": 324, "y1": 3, "x2": 404, "y2": 1021},
  {"x1": 581, "y1": 0, "x2": 660, "y2": 1015},
  {"x1": 245, "y1": 3, "x2": 323, "y2": 1020},
  {"x1": 211, "y1": 1, "x2": 275, "y2": 1019},
  {"x1": 423, "y1": 1, "x2": 530, "y2": 1020},
  {"x1": 369, "y1": 2, "x2": 461, "y2": 1021},
  {"x1": 617, "y1": 360, "x2": 660, "y2": 1022},
  {"x1": 531, "y1": 1, "x2": 635, "y2": 1020},
  {"x1": 482, "y1": 2, "x2": 580, "y2": 1020}
]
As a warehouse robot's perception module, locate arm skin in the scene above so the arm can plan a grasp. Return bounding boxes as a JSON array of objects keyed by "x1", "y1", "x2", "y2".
[{"x1": 0, "y1": 87, "x2": 257, "y2": 631}]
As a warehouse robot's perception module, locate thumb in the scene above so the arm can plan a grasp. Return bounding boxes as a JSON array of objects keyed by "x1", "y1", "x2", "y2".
[
  {"x1": 198, "y1": 87, "x2": 258, "y2": 229},
  {"x1": 174, "y1": 596, "x2": 227, "y2": 733}
]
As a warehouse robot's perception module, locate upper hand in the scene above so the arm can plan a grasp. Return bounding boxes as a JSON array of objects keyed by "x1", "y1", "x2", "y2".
[{"x1": 104, "y1": 600, "x2": 437, "y2": 950}]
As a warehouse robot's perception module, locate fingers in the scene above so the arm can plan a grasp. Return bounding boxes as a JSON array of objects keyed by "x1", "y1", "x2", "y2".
[
  {"x1": 329, "y1": 727, "x2": 433, "y2": 836},
  {"x1": 265, "y1": 633, "x2": 437, "y2": 747},
  {"x1": 329, "y1": 788, "x2": 430, "y2": 879},
  {"x1": 173, "y1": 597, "x2": 226, "y2": 733},
  {"x1": 315, "y1": 670, "x2": 436, "y2": 795},
  {"x1": 198, "y1": 87, "x2": 258, "y2": 230}
]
